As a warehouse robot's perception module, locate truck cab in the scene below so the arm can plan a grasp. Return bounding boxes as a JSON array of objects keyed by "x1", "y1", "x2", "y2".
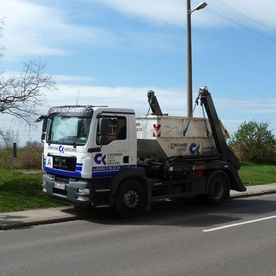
[{"x1": 42, "y1": 106, "x2": 139, "y2": 208}]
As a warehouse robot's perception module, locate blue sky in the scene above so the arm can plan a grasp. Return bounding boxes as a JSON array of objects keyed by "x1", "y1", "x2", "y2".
[{"x1": 0, "y1": 0, "x2": 275, "y2": 145}]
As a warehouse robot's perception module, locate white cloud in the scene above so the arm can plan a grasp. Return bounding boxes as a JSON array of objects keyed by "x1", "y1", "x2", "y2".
[
  {"x1": 97, "y1": 0, "x2": 185, "y2": 27},
  {"x1": 1, "y1": 0, "x2": 275, "y2": 61},
  {"x1": 45, "y1": 82, "x2": 276, "y2": 119},
  {"x1": 0, "y1": 79, "x2": 275, "y2": 145},
  {"x1": 44, "y1": 84, "x2": 169, "y2": 115},
  {"x1": 0, "y1": 0, "x2": 112, "y2": 59},
  {"x1": 0, "y1": 0, "x2": 67, "y2": 58},
  {"x1": 215, "y1": 98, "x2": 276, "y2": 114},
  {"x1": 0, "y1": 0, "x2": 185, "y2": 60},
  {"x1": 88, "y1": 0, "x2": 220, "y2": 28},
  {"x1": 54, "y1": 75, "x2": 96, "y2": 84},
  {"x1": 88, "y1": 0, "x2": 276, "y2": 30},
  {"x1": 49, "y1": 83, "x2": 276, "y2": 133},
  {"x1": 215, "y1": 0, "x2": 276, "y2": 29}
]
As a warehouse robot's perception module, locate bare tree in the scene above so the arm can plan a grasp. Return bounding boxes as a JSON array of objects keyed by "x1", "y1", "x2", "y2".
[
  {"x1": 0, "y1": 129, "x2": 19, "y2": 148},
  {"x1": 0, "y1": 62, "x2": 54, "y2": 123},
  {"x1": 0, "y1": 20, "x2": 54, "y2": 124}
]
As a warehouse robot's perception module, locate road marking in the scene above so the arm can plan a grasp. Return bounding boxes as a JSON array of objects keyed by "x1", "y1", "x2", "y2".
[{"x1": 203, "y1": 215, "x2": 276, "y2": 233}]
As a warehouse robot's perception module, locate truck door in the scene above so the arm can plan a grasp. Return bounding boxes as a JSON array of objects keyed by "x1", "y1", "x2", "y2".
[{"x1": 92, "y1": 114, "x2": 132, "y2": 178}]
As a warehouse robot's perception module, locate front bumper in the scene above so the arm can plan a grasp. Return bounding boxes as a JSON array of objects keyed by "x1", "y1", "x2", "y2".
[
  {"x1": 43, "y1": 173, "x2": 113, "y2": 208},
  {"x1": 43, "y1": 174, "x2": 92, "y2": 206}
]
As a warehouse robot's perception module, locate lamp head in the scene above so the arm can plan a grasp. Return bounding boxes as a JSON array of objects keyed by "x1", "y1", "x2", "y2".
[{"x1": 194, "y1": 2, "x2": 207, "y2": 11}]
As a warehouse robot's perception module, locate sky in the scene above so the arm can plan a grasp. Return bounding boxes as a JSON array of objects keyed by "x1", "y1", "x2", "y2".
[{"x1": 0, "y1": 0, "x2": 275, "y2": 145}]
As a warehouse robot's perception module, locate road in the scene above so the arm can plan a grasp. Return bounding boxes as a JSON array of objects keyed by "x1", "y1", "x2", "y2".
[{"x1": 1, "y1": 194, "x2": 276, "y2": 276}]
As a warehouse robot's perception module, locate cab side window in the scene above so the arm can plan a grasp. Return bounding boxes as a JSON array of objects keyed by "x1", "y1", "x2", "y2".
[{"x1": 96, "y1": 116, "x2": 126, "y2": 145}]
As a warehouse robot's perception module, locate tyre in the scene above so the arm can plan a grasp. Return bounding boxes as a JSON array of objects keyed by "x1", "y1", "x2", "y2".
[
  {"x1": 115, "y1": 179, "x2": 146, "y2": 218},
  {"x1": 206, "y1": 170, "x2": 230, "y2": 205}
]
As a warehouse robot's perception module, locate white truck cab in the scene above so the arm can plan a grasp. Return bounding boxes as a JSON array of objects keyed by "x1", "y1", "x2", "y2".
[{"x1": 42, "y1": 106, "x2": 140, "y2": 209}]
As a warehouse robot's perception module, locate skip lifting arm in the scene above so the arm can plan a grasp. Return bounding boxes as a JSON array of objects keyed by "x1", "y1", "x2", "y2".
[
  {"x1": 199, "y1": 87, "x2": 246, "y2": 192},
  {"x1": 147, "y1": 90, "x2": 163, "y2": 116}
]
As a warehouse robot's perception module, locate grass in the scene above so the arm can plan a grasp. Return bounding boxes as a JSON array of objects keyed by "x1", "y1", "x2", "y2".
[
  {"x1": 239, "y1": 162, "x2": 276, "y2": 185},
  {"x1": 0, "y1": 163, "x2": 275, "y2": 213},
  {"x1": 0, "y1": 170, "x2": 65, "y2": 213}
]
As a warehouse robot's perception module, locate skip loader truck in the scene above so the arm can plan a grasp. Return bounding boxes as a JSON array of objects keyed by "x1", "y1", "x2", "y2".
[{"x1": 39, "y1": 87, "x2": 246, "y2": 217}]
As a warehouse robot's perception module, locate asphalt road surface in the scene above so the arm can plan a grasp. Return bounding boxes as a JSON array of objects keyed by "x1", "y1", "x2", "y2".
[{"x1": 1, "y1": 194, "x2": 276, "y2": 276}]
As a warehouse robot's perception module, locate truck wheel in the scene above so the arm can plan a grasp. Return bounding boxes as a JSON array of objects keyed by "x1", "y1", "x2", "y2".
[
  {"x1": 207, "y1": 170, "x2": 230, "y2": 205},
  {"x1": 116, "y1": 179, "x2": 146, "y2": 218}
]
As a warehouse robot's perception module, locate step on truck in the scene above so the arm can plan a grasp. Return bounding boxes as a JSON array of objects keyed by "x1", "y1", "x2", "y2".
[{"x1": 39, "y1": 87, "x2": 246, "y2": 217}]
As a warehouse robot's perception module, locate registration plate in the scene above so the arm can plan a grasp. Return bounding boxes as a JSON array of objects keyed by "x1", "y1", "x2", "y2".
[{"x1": 54, "y1": 183, "x2": 66, "y2": 190}]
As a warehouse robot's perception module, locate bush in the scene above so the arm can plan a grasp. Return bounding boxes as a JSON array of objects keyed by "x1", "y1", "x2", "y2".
[
  {"x1": 17, "y1": 141, "x2": 43, "y2": 169},
  {"x1": 230, "y1": 121, "x2": 276, "y2": 163},
  {"x1": 0, "y1": 141, "x2": 43, "y2": 169},
  {"x1": 0, "y1": 148, "x2": 13, "y2": 168}
]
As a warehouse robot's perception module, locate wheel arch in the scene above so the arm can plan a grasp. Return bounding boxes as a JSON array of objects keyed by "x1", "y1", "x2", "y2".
[
  {"x1": 207, "y1": 169, "x2": 230, "y2": 188},
  {"x1": 110, "y1": 168, "x2": 151, "y2": 207},
  {"x1": 206, "y1": 169, "x2": 230, "y2": 205}
]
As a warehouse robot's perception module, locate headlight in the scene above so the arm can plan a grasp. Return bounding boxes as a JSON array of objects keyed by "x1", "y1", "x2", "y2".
[{"x1": 78, "y1": 188, "x2": 90, "y2": 195}]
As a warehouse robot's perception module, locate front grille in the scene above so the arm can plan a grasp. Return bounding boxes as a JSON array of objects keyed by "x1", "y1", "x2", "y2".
[
  {"x1": 50, "y1": 155, "x2": 76, "y2": 171},
  {"x1": 55, "y1": 176, "x2": 69, "y2": 183}
]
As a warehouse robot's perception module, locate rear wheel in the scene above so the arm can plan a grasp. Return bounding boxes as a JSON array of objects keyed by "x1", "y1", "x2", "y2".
[
  {"x1": 115, "y1": 179, "x2": 146, "y2": 218},
  {"x1": 206, "y1": 170, "x2": 230, "y2": 205}
]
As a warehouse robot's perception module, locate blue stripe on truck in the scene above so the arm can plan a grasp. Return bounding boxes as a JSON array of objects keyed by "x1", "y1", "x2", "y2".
[
  {"x1": 92, "y1": 165, "x2": 136, "y2": 178},
  {"x1": 45, "y1": 163, "x2": 83, "y2": 178},
  {"x1": 45, "y1": 167, "x2": 81, "y2": 178}
]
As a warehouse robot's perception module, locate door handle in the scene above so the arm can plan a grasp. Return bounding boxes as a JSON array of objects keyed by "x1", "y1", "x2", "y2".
[{"x1": 123, "y1": 156, "x2": 129, "y2": 163}]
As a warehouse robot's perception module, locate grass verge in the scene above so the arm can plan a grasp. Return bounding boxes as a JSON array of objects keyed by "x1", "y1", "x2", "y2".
[
  {"x1": 239, "y1": 162, "x2": 276, "y2": 185},
  {"x1": 0, "y1": 170, "x2": 66, "y2": 213},
  {"x1": 0, "y1": 163, "x2": 275, "y2": 213}
]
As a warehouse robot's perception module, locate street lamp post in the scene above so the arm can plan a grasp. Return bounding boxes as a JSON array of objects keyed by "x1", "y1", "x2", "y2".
[{"x1": 186, "y1": 1, "x2": 207, "y2": 117}]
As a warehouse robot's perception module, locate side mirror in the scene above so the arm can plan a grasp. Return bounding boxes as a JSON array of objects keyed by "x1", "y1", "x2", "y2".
[
  {"x1": 41, "y1": 118, "x2": 48, "y2": 142},
  {"x1": 42, "y1": 118, "x2": 48, "y2": 133},
  {"x1": 41, "y1": 132, "x2": 46, "y2": 142},
  {"x1": 37, "y1": 115, "x2": 48, "y2": 143}
]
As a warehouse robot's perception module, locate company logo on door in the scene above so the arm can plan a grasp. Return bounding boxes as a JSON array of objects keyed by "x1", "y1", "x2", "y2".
[
  {"x1": 94, "y1": 153, "x2": 107, "y2": 165},
  {"x1": 94, "y1": 152, "x2": 123, "y2": 166}
]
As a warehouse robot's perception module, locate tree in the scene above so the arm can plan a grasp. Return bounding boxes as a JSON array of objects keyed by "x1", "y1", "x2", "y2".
[
  {"x1": 0, "y1": 129, "x2": 19, "y2": 148},
  {"x1": 229, "y1": 121, "x2": 276, "y2": 163},
  {"x1": 0, "y1": 62, "x2": 54, "y2": 123},
  {"x1": 0, "y1": 21, "x2": 54, "y2": 124}
]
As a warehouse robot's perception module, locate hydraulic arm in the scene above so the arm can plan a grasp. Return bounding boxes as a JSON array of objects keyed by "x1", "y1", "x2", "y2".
[{"x1": 199, "y1": 87, "x2": 246, "y2": 192}]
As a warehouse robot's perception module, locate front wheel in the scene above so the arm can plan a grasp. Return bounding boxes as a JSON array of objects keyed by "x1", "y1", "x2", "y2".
[
  {"x1": 206, "y1": 170, "x2": 230, "y2": 205},
  {"x1": 115, "y1": 179, "x2": 146, "y2": 218}
]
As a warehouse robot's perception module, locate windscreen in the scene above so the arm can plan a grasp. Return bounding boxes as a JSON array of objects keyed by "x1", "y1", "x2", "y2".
[{"x1": 47, "y1": 115, "x2": 92, "y2": 146}]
